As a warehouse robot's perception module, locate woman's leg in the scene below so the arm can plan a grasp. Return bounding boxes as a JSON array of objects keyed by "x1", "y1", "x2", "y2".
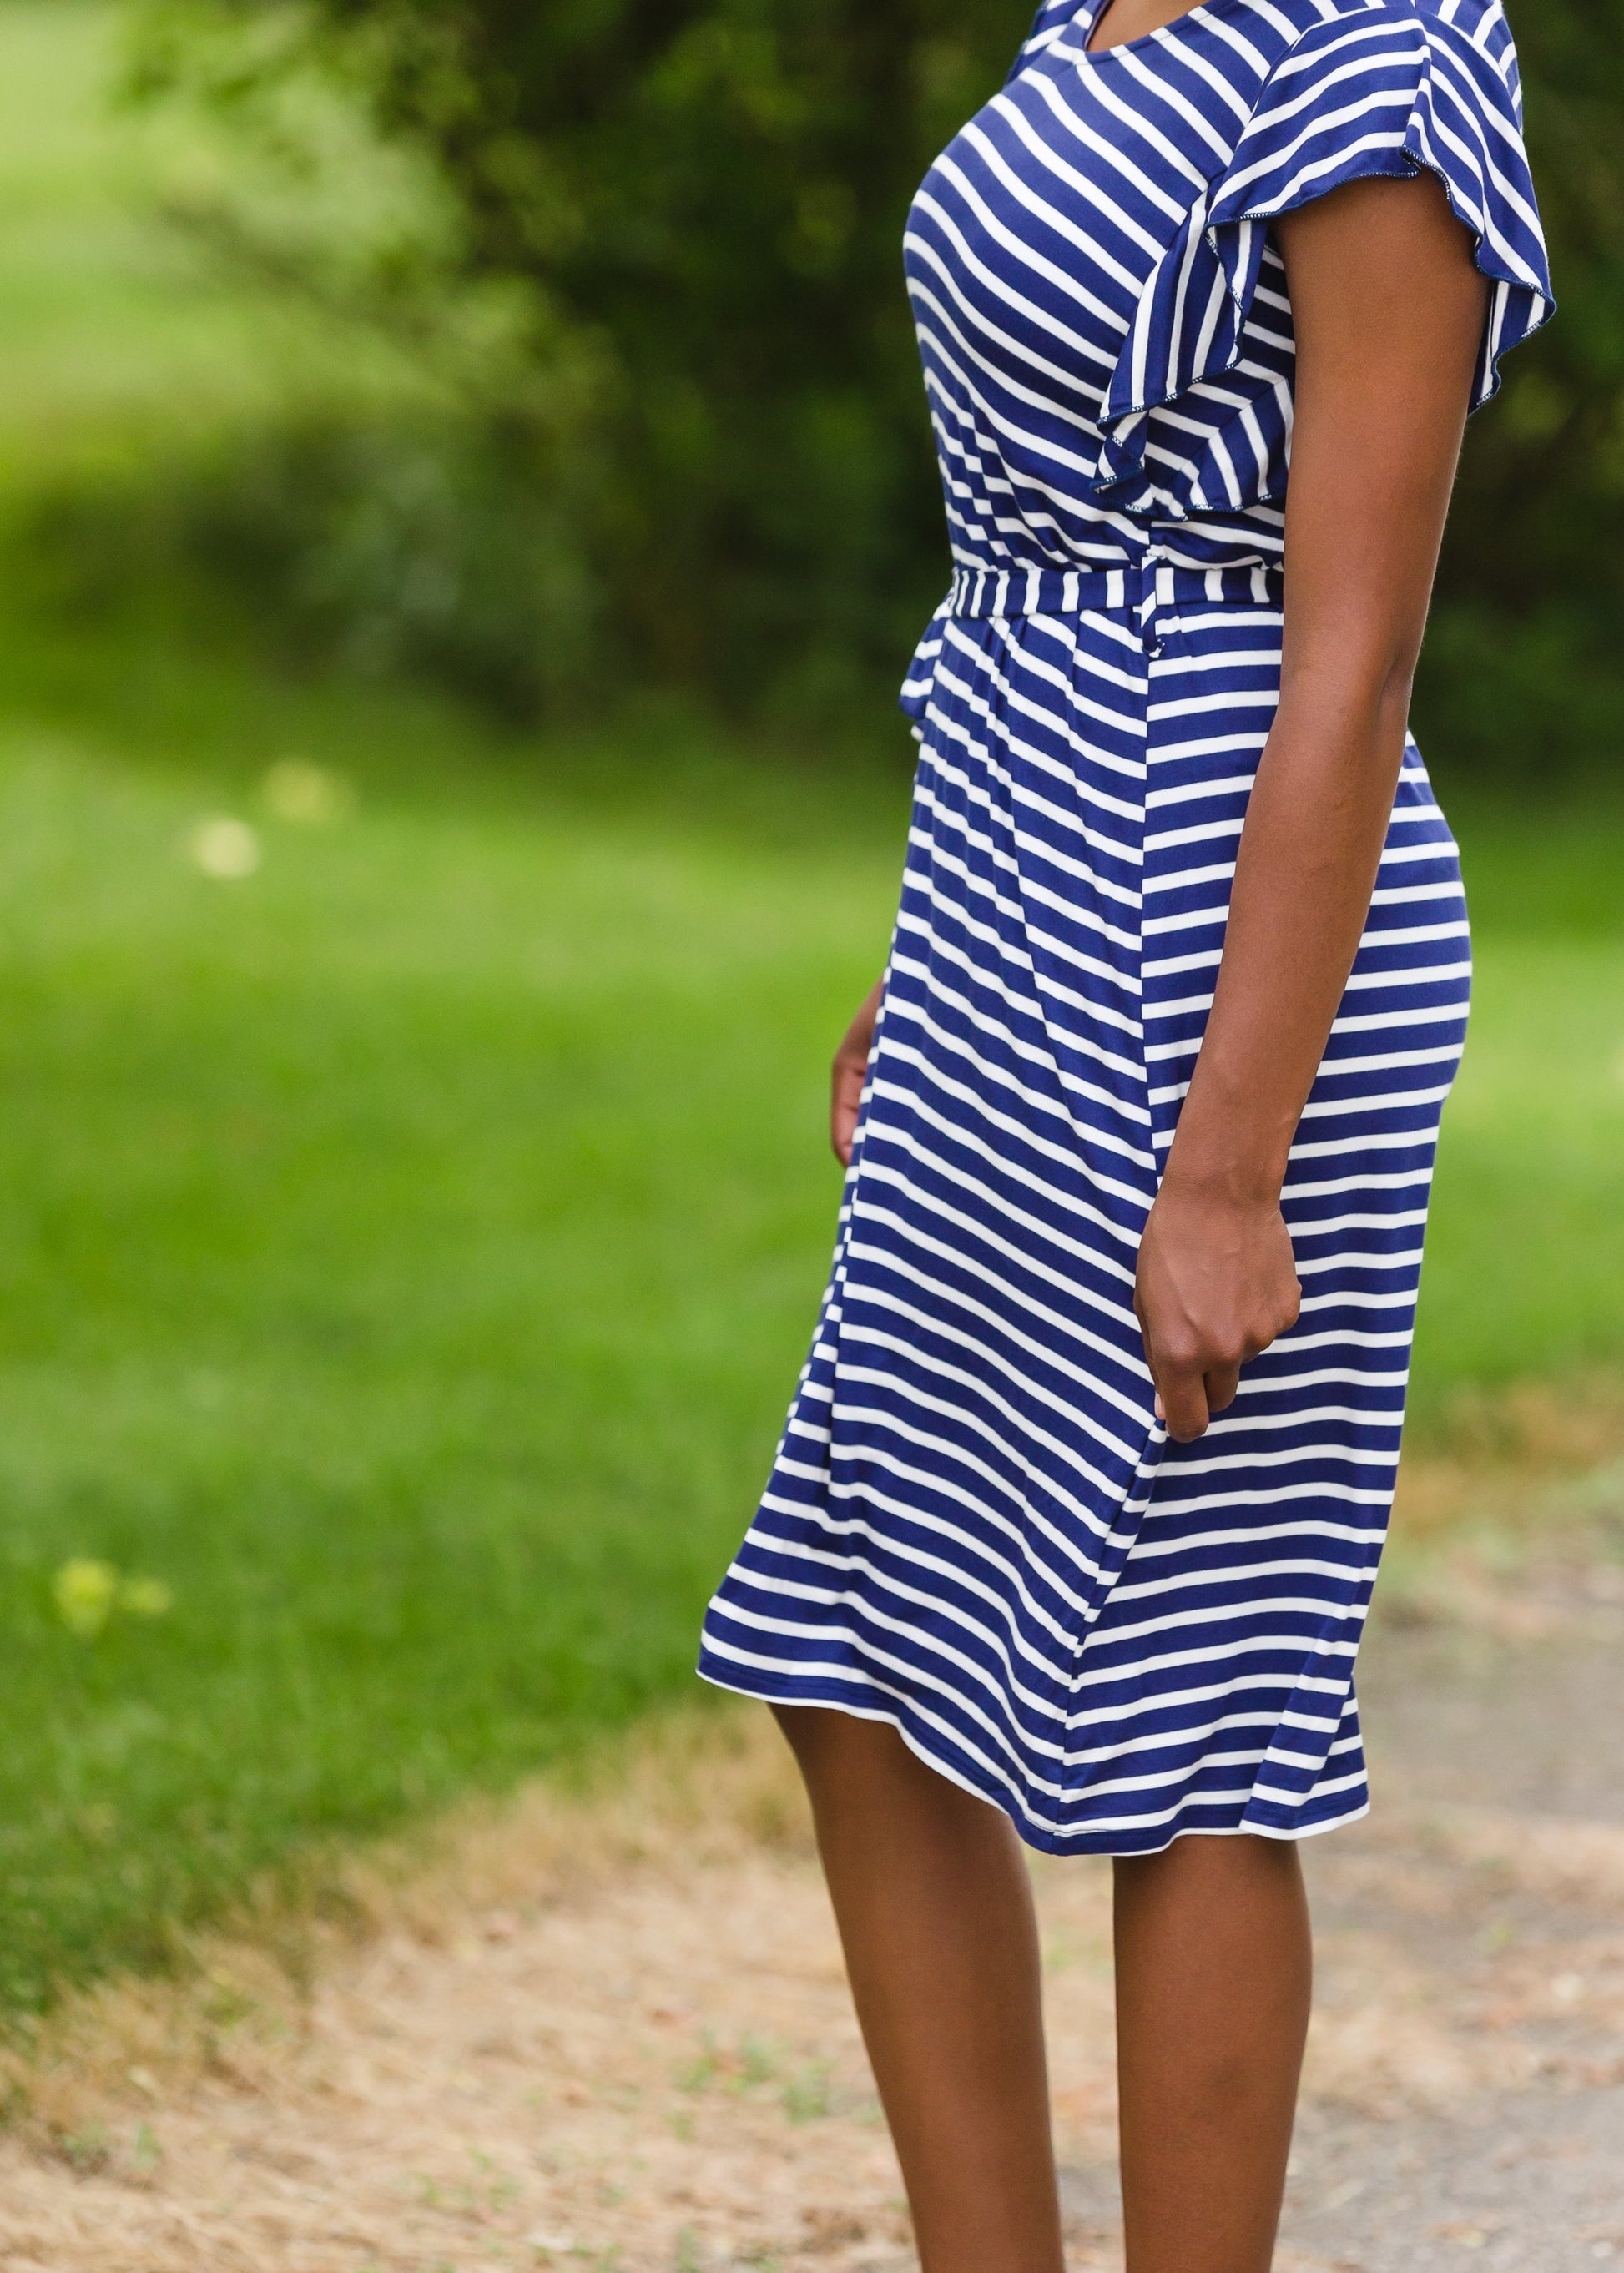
[
  {"x1": 774, "y1": 1705, "x2": 1313, "y2": 2273},
  {"x1": 773, "y1": 1703, "x2": 1067, "y2": 2273},
  {"x1": 1114, "y1": 1836, "x2": 1314, "y2": 2273}
]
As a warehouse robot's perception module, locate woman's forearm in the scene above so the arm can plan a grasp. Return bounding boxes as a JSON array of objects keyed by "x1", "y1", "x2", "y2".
[{"x1": 1161, "y1": 667, "x2": 1411, "y2": 1206}]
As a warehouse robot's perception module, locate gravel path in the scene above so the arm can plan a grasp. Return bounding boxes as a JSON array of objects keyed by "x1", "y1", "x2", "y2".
[{"x1": 0, "y1": 1553, "x2": 1620, "y2": 2272}]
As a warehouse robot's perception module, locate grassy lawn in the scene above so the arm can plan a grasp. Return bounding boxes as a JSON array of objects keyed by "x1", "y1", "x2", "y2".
[
  {"x1": 0, "y1": 638, "x2": 902, "y2": 2008},
  {"x1": 1417, "y1": 915, "x2": 1624, "y2": 1420},
  {"x1": 0, "y1": 0, "x2": 1615, "y2": 2014}
]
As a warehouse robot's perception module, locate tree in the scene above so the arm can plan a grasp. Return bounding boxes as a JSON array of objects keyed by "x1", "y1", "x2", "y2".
[{"x1": 134, "y1": 0, "x2": 1624, "y2": 764}]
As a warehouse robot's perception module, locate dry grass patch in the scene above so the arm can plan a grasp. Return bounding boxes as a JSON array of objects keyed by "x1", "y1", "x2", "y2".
[{"x1": 0, "y1": 1700, "x2": 815, "y2": 2150}]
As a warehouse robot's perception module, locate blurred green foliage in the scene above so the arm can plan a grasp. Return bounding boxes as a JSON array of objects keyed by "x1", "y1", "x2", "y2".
[
  {"x1": 115, "y1": 0, "x2": 1622, "y2": 757},
  {"x1": 1417, "y1": 0, "x2": 1624, "y2": 774}
]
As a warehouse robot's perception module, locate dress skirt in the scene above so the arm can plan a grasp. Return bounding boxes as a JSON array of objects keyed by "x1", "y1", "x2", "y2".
[{"x1": 698, "y1": 562, "x2": 1470, "y2": 1855}]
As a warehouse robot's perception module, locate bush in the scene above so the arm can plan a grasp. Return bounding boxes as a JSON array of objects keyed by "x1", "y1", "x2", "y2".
[{"x1": 33, "y1": 416, "x2": 618, "y2": 720}]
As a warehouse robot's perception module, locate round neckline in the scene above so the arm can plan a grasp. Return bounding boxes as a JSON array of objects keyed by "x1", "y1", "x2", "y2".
[{"x1": 1075, "y1": 0, "x2": 1229, "y2": 60}]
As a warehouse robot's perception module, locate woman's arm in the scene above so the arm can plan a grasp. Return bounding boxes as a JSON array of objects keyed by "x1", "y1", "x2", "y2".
[{"x1": 1134, "y1": 172, "x2": 1489, "y2": 1442}]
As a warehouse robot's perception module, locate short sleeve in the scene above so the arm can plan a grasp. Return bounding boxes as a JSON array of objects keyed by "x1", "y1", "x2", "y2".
[{"x1": 1092, "y1": 0, "x2": 1555, "y2": 519}]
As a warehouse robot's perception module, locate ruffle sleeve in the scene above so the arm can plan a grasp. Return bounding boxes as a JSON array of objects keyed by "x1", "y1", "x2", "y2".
[{"x1": 1091, "y1": 0, "x2": 1555, "y2": 522}]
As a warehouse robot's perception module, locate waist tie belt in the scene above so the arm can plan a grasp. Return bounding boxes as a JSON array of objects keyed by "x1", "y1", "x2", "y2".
[{"x1": 944, "y1": 559, "x2": 1284, "y2": 656}]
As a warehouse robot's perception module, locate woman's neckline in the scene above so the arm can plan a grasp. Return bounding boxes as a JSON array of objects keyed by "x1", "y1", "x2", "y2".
[{"x1": 1076, "y1": 0, "x2": 1228, "y2": 59}]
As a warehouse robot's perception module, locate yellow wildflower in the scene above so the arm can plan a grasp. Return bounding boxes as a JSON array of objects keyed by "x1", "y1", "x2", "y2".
[{"x1": 53, "y1": 1559, "x2": 119, "y2": 1640}]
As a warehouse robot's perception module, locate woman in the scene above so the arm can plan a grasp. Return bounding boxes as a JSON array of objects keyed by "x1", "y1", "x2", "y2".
[{"x1": 700, "y1": 0, "x2": 1551, "y2": 2264}]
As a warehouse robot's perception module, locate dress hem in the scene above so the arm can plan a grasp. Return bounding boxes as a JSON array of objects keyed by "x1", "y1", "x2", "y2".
[{"x1": 696, "y1": 1657, "x2": 1371, "y2": 1860}]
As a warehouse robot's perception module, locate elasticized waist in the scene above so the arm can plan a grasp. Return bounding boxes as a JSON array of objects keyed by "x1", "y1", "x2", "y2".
[{"x1": 946, "y1": 560, "x2": 1283, "y2": 618}]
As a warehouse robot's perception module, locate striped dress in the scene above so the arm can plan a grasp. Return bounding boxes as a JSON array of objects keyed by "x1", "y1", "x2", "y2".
[{"x1": 699, "y1": 0, "x2": 1552, "y2": 1853}]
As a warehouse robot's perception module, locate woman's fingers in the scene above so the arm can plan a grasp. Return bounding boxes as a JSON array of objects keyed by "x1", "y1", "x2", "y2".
[
  {"x1": 1149, "y1": 1351, "x2": 1253, "y2": 1440},
  {"x1": 1155, "y1": 1361, "x2": 1210, "y2": 1444},
  {"x1": 830, "y1": 1054, "x2": 865, "y2": 1165},
  {"x1": 1203, "y1": 1363, "x2": 1242, "y2": 1414},
  {"x1": 830, "y1": 980, "x2": 885, "y2": 1165},
  {"x1": 1148, "y1": 1347, "x2": 1262, "y2": 1441}
]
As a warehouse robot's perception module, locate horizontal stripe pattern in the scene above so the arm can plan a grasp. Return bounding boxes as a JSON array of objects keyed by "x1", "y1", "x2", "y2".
[
  {"x1": 699, "y1": 0, "x2": 1542, "y2": 1854},
  {"x1": 900, "y1": 0, "x2": 1551, "y2": 587},
  {"x1": 701, "y1": 593, "x2": 1465, "y2": 1850}
]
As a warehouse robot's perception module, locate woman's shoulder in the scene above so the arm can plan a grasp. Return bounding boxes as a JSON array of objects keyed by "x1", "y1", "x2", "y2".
[
  {"x1": 1255, "y1": 0, "x2": 1520, "y2": 74},
  {"x1": 1213, "y1": 0, "x2": 1538, "y2": 235}
]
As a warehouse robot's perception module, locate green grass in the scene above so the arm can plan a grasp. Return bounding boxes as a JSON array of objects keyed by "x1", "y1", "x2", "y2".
[
  {"x1": 1417, "y1": 950, "x2": 1624, "y2": 1418},
  {"x1": 0, "y1": 637, "x2": 902, "y2": 2009},
  {"x1": 1409, "y1": 795, "x2": 1624, "y2": 1420},
  {"x1": 0, "y1": 0, "x2": 1616, "y2": 2017}
]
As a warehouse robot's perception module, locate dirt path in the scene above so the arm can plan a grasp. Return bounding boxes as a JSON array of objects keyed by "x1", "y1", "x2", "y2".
[{"x1": 1, "y1": 1555, "x2": 1621, "y2": 2273}]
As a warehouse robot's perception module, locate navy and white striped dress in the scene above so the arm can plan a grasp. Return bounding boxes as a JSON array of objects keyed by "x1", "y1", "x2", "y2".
[{"x1": 699, "y1": 0, "x2": 1552, "y2": 1853}]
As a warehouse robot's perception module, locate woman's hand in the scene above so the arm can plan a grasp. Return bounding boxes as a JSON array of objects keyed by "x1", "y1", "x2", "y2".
[
  {"x1": 1135, "y1": 1177, "x2": 1301, "y2": 1443},
  {"x1": 831, "y1": 980, "x2": 884, "y2": 1166}
]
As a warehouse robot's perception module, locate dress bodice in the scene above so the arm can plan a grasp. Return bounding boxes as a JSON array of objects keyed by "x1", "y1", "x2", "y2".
[{"x1": 904, "y1": 0, "x2": 1553, "y2": 584}]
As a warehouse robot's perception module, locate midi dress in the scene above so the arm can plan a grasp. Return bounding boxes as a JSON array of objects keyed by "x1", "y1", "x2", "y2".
[{"x1": 699, "y1": 0, "x2": 1553, "y2": 1854}]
